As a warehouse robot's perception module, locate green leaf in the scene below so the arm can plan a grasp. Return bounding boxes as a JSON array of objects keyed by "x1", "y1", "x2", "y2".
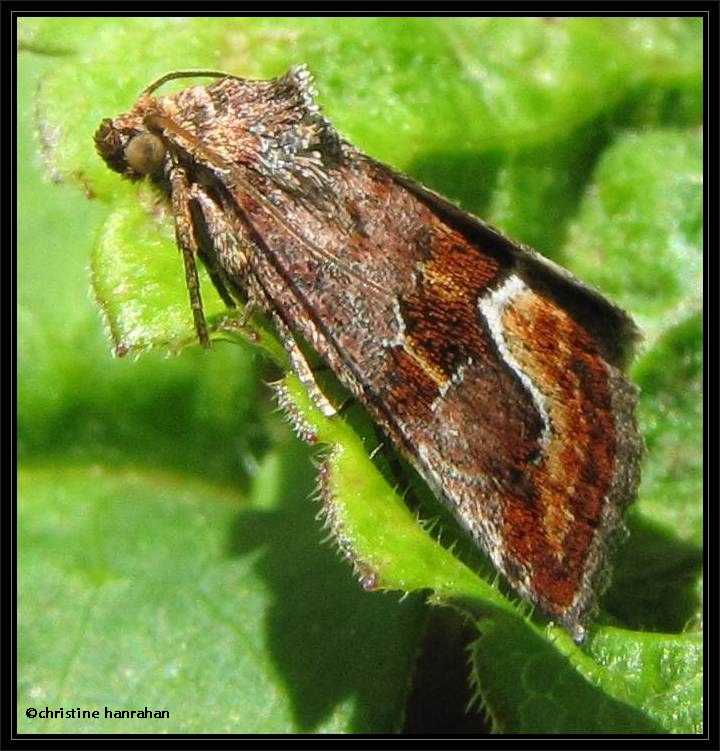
[
  {"x1": 633, "y1": 314, "x2": 703, "y2": 543},
  {"x1": 89, "y1": 185, "x2": 285, "y2": 362},
  {"x1": 562, "y1": 129, "x2": 702, "y2": 341},
  {"x1": 19, "y1": 455, "x2": 426, "y2": 733},
  {"x1": 20, "y1": 16, "x2": 702, "y2": 734},
  {"x1": 470, "y1": 618, "x2": 701, "y2": 733}
]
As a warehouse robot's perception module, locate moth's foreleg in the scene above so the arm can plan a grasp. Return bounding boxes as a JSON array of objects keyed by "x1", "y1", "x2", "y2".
[
  {"x1": 187, "y1": 187, "x2": 242, "y2": 310},
  {"x1": 170, "y1": 166, "x2": 210, "y2": 348},
  {"x1": 269, "y1": 309, "x2": 338, "y2": 419}
]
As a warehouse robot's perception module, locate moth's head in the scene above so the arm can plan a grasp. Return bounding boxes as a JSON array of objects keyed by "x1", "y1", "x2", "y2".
[{"x1": 94, "y1": 103, "x2": 167, "y2": 180}]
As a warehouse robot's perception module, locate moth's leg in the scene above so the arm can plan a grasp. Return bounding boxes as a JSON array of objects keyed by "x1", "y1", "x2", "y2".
[
  {"x1": 189, "y1": 186, "x2": 267, "y2": 335},
  {"x1": 298, "y1": 363, "x2": 357, "y2": 413},
  {"x1": 272, "y1": 310, "x2": 338, "y2": 418},
  {"x1": 187, "y1": 189, "x2": 237, "y2": 310},
  {"x1": 169, "y1": 166, "x2": 209, "y2": 348},
  {"x1": 245, "y1": 270, "x2": 337, "y2": 418}
]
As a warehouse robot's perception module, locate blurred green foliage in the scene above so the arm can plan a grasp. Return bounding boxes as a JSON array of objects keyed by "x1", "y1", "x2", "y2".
[{"x1": 18, "y1": 17, "x2": 702, "y2": 734}]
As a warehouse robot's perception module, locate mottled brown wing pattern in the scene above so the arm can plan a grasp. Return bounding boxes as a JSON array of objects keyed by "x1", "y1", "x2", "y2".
[
  {"x1": 95, "y1": 67, "x2": 642, "y2": 640},
  {"x1": 223, "y1": 154, "x2": 642, "y2": 637}
]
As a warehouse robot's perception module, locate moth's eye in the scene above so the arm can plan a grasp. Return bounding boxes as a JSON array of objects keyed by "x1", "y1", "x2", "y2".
[{"x1": 124, "y1": 132, "x2": 166, "y2": 175}]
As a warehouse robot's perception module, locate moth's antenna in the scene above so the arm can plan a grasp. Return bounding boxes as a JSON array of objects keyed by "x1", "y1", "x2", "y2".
[{"x1": 142, "y1": 70, "x2": 239, "y2": 96}]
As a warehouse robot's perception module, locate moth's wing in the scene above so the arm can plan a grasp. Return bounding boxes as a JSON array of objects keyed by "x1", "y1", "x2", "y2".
[{"x1": 209, "y1": 149, "x2": 643, "y2": 638}]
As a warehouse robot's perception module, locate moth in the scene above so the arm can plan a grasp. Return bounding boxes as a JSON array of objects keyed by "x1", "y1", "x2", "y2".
[{"x1": 95, "y1": 66, "x2": 643, "y2": 640}]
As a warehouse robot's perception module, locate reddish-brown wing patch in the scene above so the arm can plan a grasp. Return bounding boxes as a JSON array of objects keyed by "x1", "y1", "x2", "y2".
[{"x1": 501, "y1": 289, "x2": 616, "y2": 618}]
